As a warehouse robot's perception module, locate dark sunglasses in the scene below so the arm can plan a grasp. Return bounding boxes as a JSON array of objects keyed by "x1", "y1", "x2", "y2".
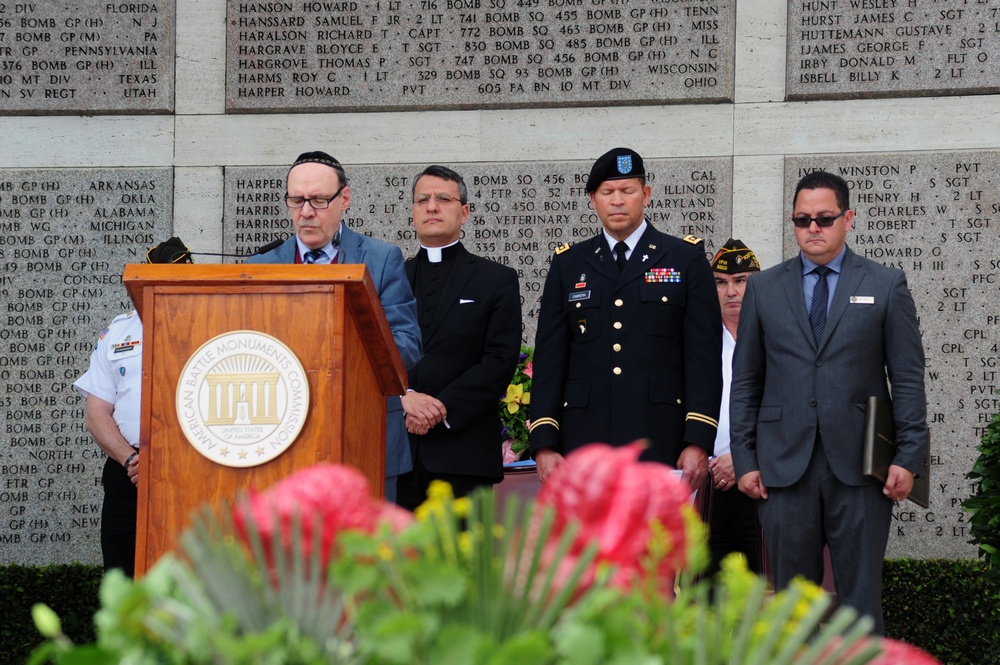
[{"x1": 791, "y1": 210, "x2": 847, "y2": 228}]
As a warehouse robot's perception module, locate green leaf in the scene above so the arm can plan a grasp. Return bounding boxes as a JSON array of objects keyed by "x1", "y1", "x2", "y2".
[
  {"x1": 428, "y1": 624, "x2": 494, "y2": 665},
  {"x1": 553, "y1": 621, "x2": 605, "y2": 665},
  {"x1": 416, "y1": 568, "x2": 469, "y2": 607},
  {"x1": 485, "y1": 629, "x2": 553, "y2": 665}
]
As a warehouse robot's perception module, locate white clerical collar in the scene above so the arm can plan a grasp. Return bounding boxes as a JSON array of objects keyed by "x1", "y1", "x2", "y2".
[{"x1": 420, "y1": 239, "x2": 460, "y2": 263}]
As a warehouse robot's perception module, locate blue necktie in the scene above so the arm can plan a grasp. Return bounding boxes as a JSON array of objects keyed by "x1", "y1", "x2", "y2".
[
  {"x1": 809, "y1": 266, "x2": 830, "y2": 345},
  {"x1": 303, "y1": 249, "x2": 326, "y2": 264}
]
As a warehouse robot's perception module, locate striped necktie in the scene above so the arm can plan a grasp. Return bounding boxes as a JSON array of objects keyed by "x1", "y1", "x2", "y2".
[{"x1": 303, "y1": 249, "x2": 326, "y2": 264}]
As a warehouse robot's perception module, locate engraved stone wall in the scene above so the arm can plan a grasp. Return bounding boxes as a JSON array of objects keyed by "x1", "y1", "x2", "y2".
[
  {"x1": 785, "y1": 153, "x2": 999, "y2": 559},
  {"x1": 0, "y1": 168, "x2": 172, "y2": 564},
  {"x1": 1, "y1": 0, "x2": 999, "y2": 567},
  {"x1": 224, "y1": 158, "x2": 734, "y2": 345},
  {"x1": 0, "y1": 0, "x2": 174, "y2": 114},
  {"x1": 788, "y1": 0, "x2": 1000, "y2": 99},
  {"x1": 226, "y1": 0, "x2": 736, "y2": 111}
]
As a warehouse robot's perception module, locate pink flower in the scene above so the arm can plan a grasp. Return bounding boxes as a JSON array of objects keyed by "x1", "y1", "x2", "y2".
[
  {"x1": 522, "y1": 361, "x2": 533, "y2": 379},
  {"x1": 819, "y1": 636, "x2": 941, "y2": 665},
  {"x1": 233, "y1": 464, "x2": 412, "y2": 573},
  {"x1": 502, "y1": 439, "x2": 521, "y2": 465},
  {"x1": 535, "y1": 442, "x2": 692, "y2": 592},
  {"x1": 870, "y1": 639, "x2": 941, "y2": 665}
]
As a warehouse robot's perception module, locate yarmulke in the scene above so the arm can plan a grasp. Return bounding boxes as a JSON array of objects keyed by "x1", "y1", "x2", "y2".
[
  {"x1": 711, "y1": 238, "x2": 760, "y2": 274},
  {"x1": 586, "y1": 147, "x2": 646, "y2": 193},
  {"x1": 291, "y1": 151, "x2": 342, "y2": 171}
]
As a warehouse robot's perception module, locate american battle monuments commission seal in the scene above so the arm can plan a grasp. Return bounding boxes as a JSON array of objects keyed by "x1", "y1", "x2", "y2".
[{"x1": 176, "y1": 331, "x2": 310, "y2": 468}]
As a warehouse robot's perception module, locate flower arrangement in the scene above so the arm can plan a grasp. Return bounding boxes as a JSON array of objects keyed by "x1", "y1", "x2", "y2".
[
  {"x1": 501, "y1": 346, "x2": 533, "y2": 463},
  {"x1": 31, "y1": 443, "x2": 940, "y2": 665}
]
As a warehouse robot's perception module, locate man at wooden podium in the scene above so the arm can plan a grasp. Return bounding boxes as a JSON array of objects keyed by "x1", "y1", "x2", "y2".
[{"x1": 246, "y1": 151, "x2": 422, "y2": 501}]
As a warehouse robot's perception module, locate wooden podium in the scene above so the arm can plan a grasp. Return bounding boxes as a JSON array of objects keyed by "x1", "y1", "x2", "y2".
[{"x1": 123, "y1": 264, "x2": 407, "y2": 576}]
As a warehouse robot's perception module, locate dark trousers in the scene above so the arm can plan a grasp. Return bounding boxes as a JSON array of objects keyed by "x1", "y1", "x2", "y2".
[
  {"x1": 396, "y1": 447, "x2": 495, "y2": 512},
  {"x1": 101, "y1": 456, "x2": 137, "y2": 578},
  {"x1": 758, "y1": 440, "x2": 892, "y2": 635},
  {"x1": 706, "y1": 483, "x2": 763, "y2": 578}
]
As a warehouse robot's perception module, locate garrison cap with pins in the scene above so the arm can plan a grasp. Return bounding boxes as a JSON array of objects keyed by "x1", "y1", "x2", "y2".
[
  {"x1": 146, "y1": 237, "x2": 193, "y2": 264},
  {"x1": 585, "y1": 147, "x2": 646, "y2": 194},
  {"x1": 711, "y1": 238, "x2": 760, "y2": 274}
]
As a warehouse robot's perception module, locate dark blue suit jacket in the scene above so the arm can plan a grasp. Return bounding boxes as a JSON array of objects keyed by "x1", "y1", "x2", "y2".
[{"x1": 246, "y1": 227, "x2": 422, "y2": 477}]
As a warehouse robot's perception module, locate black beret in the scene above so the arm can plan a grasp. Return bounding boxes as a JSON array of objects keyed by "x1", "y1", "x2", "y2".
[
  {"x1": 146, "y1": 237, "x2": 193, "y2": 264},
  {"x1": 711, "y1": 238, "x2": 760, "y2": 274},
  {"x1": 586, "y1": 147, "x2": 645, "y2": 193}
]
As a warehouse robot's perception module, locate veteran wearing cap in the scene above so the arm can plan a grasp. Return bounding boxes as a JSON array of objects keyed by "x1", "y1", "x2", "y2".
[
  {"x1": 705, "y1": 239, "x2": 764, "y2": 578},
  {"x1": 528, "y1": 148, "x2": 723, "y2": 487},
  {"x1": 73, "y1": 238, "x2": 193, "y2": 577},
  {"x1": 246, "y1": 151, "x2": 422, "y2": 502}
]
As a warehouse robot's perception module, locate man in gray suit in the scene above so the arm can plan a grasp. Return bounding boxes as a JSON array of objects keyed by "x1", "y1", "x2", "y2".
[
  {"x1": 730, "y1": 170, "x2": 927, "y2": 634},
  {"x1": 246, "y1": 151, "x2": 422, "y2": 501}
]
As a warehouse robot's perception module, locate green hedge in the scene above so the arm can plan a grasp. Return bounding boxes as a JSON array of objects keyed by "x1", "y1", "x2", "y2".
[
  {"x1": 3, "y1": 560, "x2": 997, "y2": 664},
  {"x1": 0, "y1": 564, "x2": 101, "y2": 664},
  {"x1": 883, "y1": 558, "x2": 999, "y2": 665}
]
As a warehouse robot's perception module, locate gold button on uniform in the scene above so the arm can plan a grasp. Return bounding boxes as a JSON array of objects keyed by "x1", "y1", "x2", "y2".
[
  {"x1": 576, "y1": 302, "x2": 581, "y2": 308},
  {"x1": 661, "y1": 296, "x2": 669, "y2": 302},
  {"x1": 613, "y1": 343, "x2": 621, "y2": 352},
  {"x1": 613, "y1": 321, "x2": 622, "y2": 329},
  {"x1": 614, "y1": 299, "x2": 623, "y2": 307},
  {"x1": 613, "y1": 367, "x2": 622, "y2": 375}
]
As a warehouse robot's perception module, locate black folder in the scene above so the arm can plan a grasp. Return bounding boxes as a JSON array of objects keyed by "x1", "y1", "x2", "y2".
[{"x1": 863, "y1": 396, "x2": 930, "y2": 509}]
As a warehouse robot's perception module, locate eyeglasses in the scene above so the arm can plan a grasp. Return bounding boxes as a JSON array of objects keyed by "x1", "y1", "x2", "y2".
[
  {"x1": 414, "y1": 193, "x2": 463, "y2": 205},
  {"x1": 285, "y1": 185, "x2": 346, "y2": 209},
  {"x1": 791, "y1": 210, "x2": 847, "y2": 228}
]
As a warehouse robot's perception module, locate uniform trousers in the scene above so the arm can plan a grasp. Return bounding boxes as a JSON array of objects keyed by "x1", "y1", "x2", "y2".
[{"x1": 101, "y1": 455, "x2": 137, "y2": 577}]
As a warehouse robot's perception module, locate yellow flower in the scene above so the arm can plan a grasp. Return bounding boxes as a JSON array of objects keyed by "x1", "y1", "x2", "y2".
[
  {"x1": 415, "y1": 480, "x2": 455, "y2": 522},
  {"x1": 503, "y1": 384, "x2": 530, "y2": 414},
  {"x1": 787, "y1": 578, "x2": 825, "y2": 623},
  {"x1": 453, "y1": 497, "x2": 471, "y2": 519},
  {"x1": 427, "y1": 480, "x2": 455, "y2": 501},
  {"x1": 458, "y1": 531, "x2": 472, "y2": 557}
]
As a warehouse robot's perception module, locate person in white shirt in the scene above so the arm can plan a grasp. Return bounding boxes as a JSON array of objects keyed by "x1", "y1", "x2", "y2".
[
  {"x1": 73, "y1": 238, "x2": 192, "y2": 576},
  {"x1": 706, "y1": 238, "x2": 764, "y2": 578}
]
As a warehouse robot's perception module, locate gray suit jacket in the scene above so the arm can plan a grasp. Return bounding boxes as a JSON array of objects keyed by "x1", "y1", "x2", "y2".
[
  {"x1": 245, "y1": 227, "x2": 422, "y2": 477},
  {"x1": 730, "y1": 246, "x2": 927, "y2": 488}
]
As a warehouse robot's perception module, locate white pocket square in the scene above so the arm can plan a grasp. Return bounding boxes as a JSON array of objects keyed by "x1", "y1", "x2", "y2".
[{"x1": 459, "y1": 298, "x2": 475, "y2": 304}]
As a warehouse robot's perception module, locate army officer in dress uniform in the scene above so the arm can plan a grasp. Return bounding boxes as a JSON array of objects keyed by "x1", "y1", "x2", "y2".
[{"x1": 528, "y1": 147, "x2": 723, "y2": 489}]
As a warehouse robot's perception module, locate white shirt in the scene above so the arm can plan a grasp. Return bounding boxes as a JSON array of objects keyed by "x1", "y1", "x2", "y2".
[
  {"x1": 602, "y1": 220, "x2": 647, "y2": 262},
  {"x1": 712, "y1": 326, "x2": 736, "y2": 456},
  {"x1": 73, "y1": 310, "x2": 143, "y2": 447}
]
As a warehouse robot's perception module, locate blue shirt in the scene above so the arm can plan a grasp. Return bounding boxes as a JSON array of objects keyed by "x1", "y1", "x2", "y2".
[{"x1": 800, "y1": 245, "x2": 847, "y2": 315}]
